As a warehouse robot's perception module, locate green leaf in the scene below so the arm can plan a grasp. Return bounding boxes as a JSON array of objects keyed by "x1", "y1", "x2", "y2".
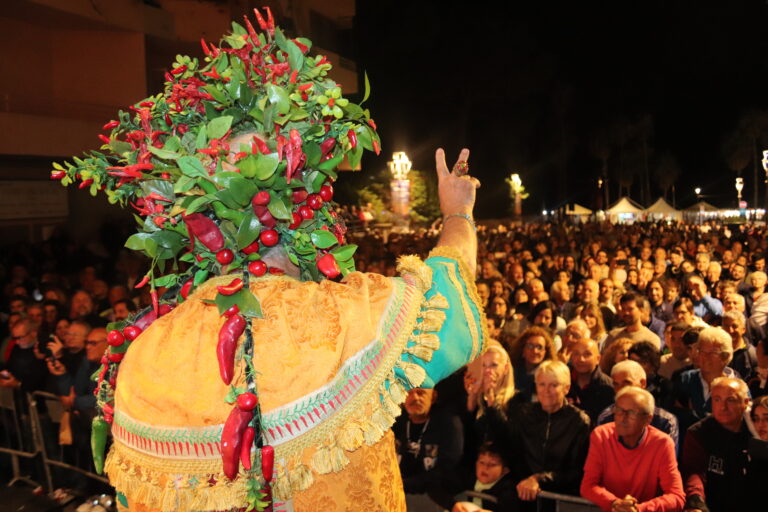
[
  {"x1": 362, "y1": 71, "x2": 371, "y2": 104},
  {"x1": 185, "y1": 194, "x2": 212, "y2": 214},
  {"x1": 356, "y1": 125, "x2": 373, "y2": 151},
  {"x1": 347, "y1": 144, "x2": 364, "y2": 169},
  {"x1": 267, "y1": 196, "x2": 292, "y2": 220},
  {"x1": 125, "y1": 233, "x2": 151, "y2": 250},
  {"x1": 140, "y1": 180, "x2": 174, "y2": 200},
  {"x1": 195, "y1": 128, "x2": 208, "y2": 150},
  {"x1": 330, "y1": 244, "x2": 357, "y2": 261},
  {"x1": 210, "y1": 171, "x2": 243, "y2": 189},
  {"x1": 194, "y1": 269, "x2": 209, "y2": 286},
  {"x1": 266, "y1": 84, "x2": 290, "y2": 115},
  {"x1": 216, "y1": 289, "x2": 262, "y2": 318},
  {"x1": 215, "y1": 189, "x2": 242, "y2": 209},
  {"x1": 109, "y1": 140, "x2": 132, "y2": 155},
  {"x1": 207, "y1": 116, "x2": 234, "y2": 139},
  {"x1": 148, "y1": 146, "x2": 181, "y2": 160},
  {"x1": 144, "y1": 237, "x2": 158, "y2": 258},
  {"x1": 203, "y1": 85, "x2": 228, "y2": 105},
  {"x1": 153, "y1": 273, "x2": 179, "y2": 287},
  {"x1": 318, "y1": 152, "x2": 343, "y2": 172},
  {"x1": 239, "y1": 153, "x2": 279, "y2": 180},
  {"x1": 178, "y1": 156, "x2": 208, "y2": 178},
  {"x1": 285, "y1": 39, "x2": 305, "y2": 72},
  {"x1": 304, "y1": 143, "x2": 321, "y2": 168},
  {"x1": 174, "y1": 175, "x2": 196, "y2": 193},
  {"x1": 151, "y1": 230, "x2": 185, "y2": 251},
  {"x1": 163, "y1": 136, "x2": 182, "y2": 152},
  {"x1": 229, "y1": 178, "x2": 257, "y2": 206},
  {"x1": 310, "y1": 230, "x2": 337, "y2": 249},
  {"x1": 236, "y1": 210, "x2": 261, "y2": 249}
]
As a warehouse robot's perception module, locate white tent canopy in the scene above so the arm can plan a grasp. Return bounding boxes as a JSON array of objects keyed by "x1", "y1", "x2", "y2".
[
  {"x1": 645, "y1": 197, "x2": 682, "y2": 219},
  {"x1": 565, "y1": 203, "x2": 593, "y2": 216},
  {"x1": 685, "y1": 200, "x2": 719, "y2": 212},
  {"x1": 606, "y1": 197, "x2": 644, "y2": 215}
]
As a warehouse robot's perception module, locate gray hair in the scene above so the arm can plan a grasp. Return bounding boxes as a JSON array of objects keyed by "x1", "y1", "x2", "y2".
[
  {"x1": 698, "y1": 327, "x2": 733, "y2": 363},
  {"x1": 565, "y1": 318, "x2": 590, "y2": 338},
  {"x1": 616, "y1": 386, "x2": 655, "y2": 415},
  {"x1": 722, "y1": 310, "x2": 745, "y2": 329},
  {"x1": 535, "y1": 360, "x2": 570, "y2": 387},
  {"x1": 711, "y1": 376, "x2": 750, "y2": 402},
  {"x1": 611, "y1": 359, "x2": 647, "y2": 383}
]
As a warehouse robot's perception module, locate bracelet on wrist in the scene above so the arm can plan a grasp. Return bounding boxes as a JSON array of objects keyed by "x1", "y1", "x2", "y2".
[{"x1": 443, "y1": 212, "x2": 476, "y2": 231}]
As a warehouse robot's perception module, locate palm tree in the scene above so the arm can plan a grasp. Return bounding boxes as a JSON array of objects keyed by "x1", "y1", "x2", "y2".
[{"x1": 653, "y1": 153, "x2": 681, "y2": 206}]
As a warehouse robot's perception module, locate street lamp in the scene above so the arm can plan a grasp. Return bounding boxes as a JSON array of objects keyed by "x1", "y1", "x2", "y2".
[
  {"x1": 506, "y1": 173, "x2": 529, "y2": 218},
  {"x1": 694, "y1": 187, "x2": 701, "y2": 197},
  {"x1": 762, "y1": 150, "x2": 768, "y2": 220},
  {"x1": 695, "y1": 187, "x2": 703, "y2": 225},
  {"x1": 735, "y1": 177, "x2": 744, "y2": 205},
  {"x1": 388, "y1": 151, "x2": 412, "y2": 217}
]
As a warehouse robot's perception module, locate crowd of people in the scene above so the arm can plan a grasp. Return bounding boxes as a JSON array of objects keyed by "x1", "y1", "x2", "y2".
[{"x1": 2, "y1": 219, "x2": 768, "y2": 511}]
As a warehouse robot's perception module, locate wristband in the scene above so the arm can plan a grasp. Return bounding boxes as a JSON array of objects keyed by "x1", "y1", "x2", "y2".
[{"x1": 443, "y1": 213, "x2": 476, "y2": 231}]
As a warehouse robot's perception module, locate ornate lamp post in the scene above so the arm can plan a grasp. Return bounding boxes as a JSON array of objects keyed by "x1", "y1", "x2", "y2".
[
  {"x1": 762, "y1": 150, "x2": 768, "y2": 220},
  {"x1": 388, "y1": 151, "x2": 412, "y2": 217},
  {"x1": 735, "y1": 177, "x2": 744, "y2": 205},
  {"x1": 695, "y1": 187, "x2": 702, "y2": 224}
]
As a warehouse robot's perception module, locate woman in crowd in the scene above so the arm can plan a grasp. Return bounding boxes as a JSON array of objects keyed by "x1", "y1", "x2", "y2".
[
  {"x1": 526, "y1": 301, "x2": 562, "y2": 351},
  {"x1": 509, "y1": 327, "x2": 557, "y2": 401},
  {"x1": 599, "y1": 337, "x2": 634, "y2": 374},
  {"x1": 646, "y1": 278, "x2": 673, "y2": 323},
  {"x1": 579, "y1": 303, "x2": 607, "y2": 351}
]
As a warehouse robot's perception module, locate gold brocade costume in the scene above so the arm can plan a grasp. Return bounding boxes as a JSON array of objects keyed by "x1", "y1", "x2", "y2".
[{"x1": 107, "y1": 250, "x2": 486, "y2": 511}]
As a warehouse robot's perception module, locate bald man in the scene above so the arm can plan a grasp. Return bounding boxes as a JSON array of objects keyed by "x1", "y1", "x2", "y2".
[{"x1": 567, "y1": 338, "x2": 615, "y2": 424}]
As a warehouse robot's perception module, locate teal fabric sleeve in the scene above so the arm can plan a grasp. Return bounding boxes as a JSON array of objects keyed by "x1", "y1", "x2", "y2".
[{"x1": 394, "y1": 255, "x2": 486, "y2": 389}]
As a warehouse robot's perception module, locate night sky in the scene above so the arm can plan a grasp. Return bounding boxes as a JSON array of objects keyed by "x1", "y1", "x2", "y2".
[{"x1": 349, "y1": 1, "x2": 768, "y2": 218}]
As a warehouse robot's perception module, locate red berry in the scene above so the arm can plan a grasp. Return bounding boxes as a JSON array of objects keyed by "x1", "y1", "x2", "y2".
[
  {"x1": 158, "y1": 304, "x2": 174, "y2": 316},
  {"x1": 248, "y1": 260, "x2": 267, "y2": 276},
  {"x1": 237, "y1": 392, "x2": 259, "y2": 411},
  {"x1": 289, "y1": 212, "x2": 302, "y2": 229},
  {"x1": 242, "y1": 239, "x2": 260, "y2": 255},
  {"x1": 180, "y1": 279, "x2": 193, "y2": 299},
  {"x1": 319, "y1": 184, "x2": 334, "y2": 202},
  {"x1": 252, "y1": 191, "x2": 270, "y2": 206},
  {"x1": 123, "y1": 325, "x2": 142, "y2": 341},
  {"x1": 260, "y1": 229, "x2": 279, "y2": 247},
  {"x1": 292, "y1": 189, "x2": 308, "y2": 204},
  {"x1": 317, "y1": 253, "x2": 341, "y2": 278},
  {"x1": 107, "y1": 330, "x2": 125, "y2": 347},
  {"x1": 216, "y1": 249, "x2": 234, "y2": 264},
  {"x1": 108, "y1": 352, "x2": 125, "y2": 363},
  {"x1": 307, "y1": 194, "x2": 323, "y2": 210},
  {"x1": 298, "y1": 205, "x2": 314, "y2": 219}
]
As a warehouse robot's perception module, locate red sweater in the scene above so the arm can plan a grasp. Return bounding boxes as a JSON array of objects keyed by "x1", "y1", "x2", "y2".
[{"x1": 580, "y1": 423, "x2": 685, "y2": 512}]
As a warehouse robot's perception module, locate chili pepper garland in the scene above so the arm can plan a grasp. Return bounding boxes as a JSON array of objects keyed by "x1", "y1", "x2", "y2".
[{"x1": 57, "y1": 9, "x2": 380, "y2": 512}]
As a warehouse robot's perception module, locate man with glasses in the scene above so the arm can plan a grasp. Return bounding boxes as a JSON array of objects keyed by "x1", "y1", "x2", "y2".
[
  {"x1": 581, "y1": 386, "x2": 685, "y2": 512},
  {"x1": 681, "y1": 378, "x2": 752, "y2": 512},
  {"x1": 0, "y1": 318, "x2": 46, "y2": 392}
]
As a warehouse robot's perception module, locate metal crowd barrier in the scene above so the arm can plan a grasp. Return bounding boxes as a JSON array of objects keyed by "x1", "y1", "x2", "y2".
[
  {"x1": 0, "y1": 387, "x2": 109, "y2": 491},
  {"x1": 538, "y1": 491, "x2": 600, "y2": 512}
]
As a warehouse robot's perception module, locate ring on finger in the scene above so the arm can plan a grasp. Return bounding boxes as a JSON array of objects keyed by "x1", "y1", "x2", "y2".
[{"x1": 452, "y1": 160, "x2": 469, "y2": 176}]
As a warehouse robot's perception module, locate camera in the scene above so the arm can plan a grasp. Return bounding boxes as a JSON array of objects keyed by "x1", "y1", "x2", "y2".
[{"x1": 38, "y1": 335, "x2": 55, "y2": 360}]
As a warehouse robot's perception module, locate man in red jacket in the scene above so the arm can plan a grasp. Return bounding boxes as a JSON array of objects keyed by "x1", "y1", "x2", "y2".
[{"x1": 581, "y1": 386, "x2": 685, "y2": 512}]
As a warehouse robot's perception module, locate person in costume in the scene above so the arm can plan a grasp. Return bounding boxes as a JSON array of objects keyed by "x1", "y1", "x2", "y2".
[{"x1": 53, "y1": 9, "x2": 487, "y2": 512}]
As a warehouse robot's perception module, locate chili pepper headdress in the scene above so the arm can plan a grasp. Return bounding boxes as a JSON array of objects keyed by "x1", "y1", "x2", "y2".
[
  {"x1": 53, "y1": 9, "x2": 379, "y2": 290},
  {"x1": 53, "y1": 9, "x2": 380, "y2": 511}
]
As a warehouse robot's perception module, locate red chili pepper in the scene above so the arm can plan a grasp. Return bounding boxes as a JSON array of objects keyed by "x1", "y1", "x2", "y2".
[
  {"x1": 103, "y1": 120, "x2": 120, "y2": 130},
  {"x1": 298, "y1": 83, "x2": 313, "y2": 92},
  {"x1": 221, "y1": 405, "x2": 252, "y2": 480},
  {"x1": 223, "y1": 304, "x2": 240, "y2": 318},
  {"x1": 347, "y1": 130, "x2": 357, "y2": 149},
  {"x1": 284, "y1": 129, "x2": 304, "y2": 184},
  {"x1": 320, "y1": 137, "x2": 336, "y2": 157},
  {"x1": 233, "y1": 151, "x2": 248, "y2": 161},
  {"x1": 51, "y1": 170, "x2": 66, "y2": 180},
  {"x1": 78, "y1": 178, "x2": 93, "y2": 189},
  {"x1": 145, "y1": 192, "x2": 172, "y2": 203},
  {"x1": 171, "y1": 65, "x2": 187, "y2": 75},
  {"x1": 244, "y1": 15, "x2": 258, "y2": 39},
  {"x1": 253, "y1": 8, "x2": 268, "y2": 31},
  {"x1": 372, "y1": 139, "x2": 381, "y2": 155},
  {"x1": 139, "y1": 101, "x2": 155, "y2": 108},
  {"x1": 180, "y1": 280, "x2": 193, "y2": 300},
  {"x1": 368, "y1": 119, "x2": 377, "y2": 131},
  {"x1": 293, "y1": 39, "x2": 309, "y2": 54},
  {"x1": 135, "y1": 275, "x2": 150, "y2": 289},
  {"x1": 317, "y1": 254, "x2": 341, "y2": 279},
  {"x1": 252, "y1": 136, "x2": 270, "y2": 155},
  {"x1": 261, "y1": 445, "x2": 275, "y2": 482},
  {"x1": 201, "y1": 38, "x2": 211, "y2": 56},
  {"x1": 240, "y1": 426, "x2": 256, "y2": 471},
  {"x1": 184, "y1": 213, "x2": 225, "y2": 252},
  {"x1": 289, "y1": 69, "x2": 298, "y2": 83},
  {"x1": 151, "y1": 289, "x2": 159, "y2": 317},
  {"x1": 265, "y1": 7, "x2": 275, "y2": 34},
  {"x1": 217, "y1": 278, "x2": 244, "y2": 296},
  {"x1": 198, "y1": 148, "x2": 219, "y2": 156},
  {"x1": 217, "y1": 314, "x2": 246, "y2": 385},
  {"x1": 276, "y1": 135, "x2": 287, "y2": 162}
]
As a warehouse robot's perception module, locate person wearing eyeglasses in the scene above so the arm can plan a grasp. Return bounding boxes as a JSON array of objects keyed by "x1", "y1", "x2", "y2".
[
  {"x1": 680, "y1": 377, "x2": 752, "y2": 512},
  {"x1": 581, "y1": 386, "x2": 685, "y2": 512},
  {"x1": 0, "y1": 318, "x2": 47, "y2": 392}
]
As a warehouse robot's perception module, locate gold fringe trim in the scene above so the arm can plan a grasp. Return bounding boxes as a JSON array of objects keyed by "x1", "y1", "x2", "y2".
[
  {"x1": 417, "y1": 309, "x2": 446, "y2": 332},
  {"x1": 288, "y1": 461, "x2": 314, "y2": 491},
  {"x1": 105, "y1": 442, "x2": 248, "y2": 512},
  {"x1": 423, "y1": 293, "x2": 449, "y2": 310},
  {"x1": 397, "y1": 360, "x2": 427, "y2": 387},
  {"x1": 396, "y1": 254, "x2": 433, "y2": 293},
  {"x1": 404, "y1": 345, "x2": 435, "y2": 362},
  {"x1": 388, "y1": 379, "x2": 408, "y2": 405},
  {"x1": 412, "y1": 332, "x2": 441, "y2": 351}
]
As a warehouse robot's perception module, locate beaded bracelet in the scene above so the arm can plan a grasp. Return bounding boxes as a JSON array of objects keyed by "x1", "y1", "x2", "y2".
[{"x1": 443, "y1": 213, "x2": 476, "y2": 231}]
